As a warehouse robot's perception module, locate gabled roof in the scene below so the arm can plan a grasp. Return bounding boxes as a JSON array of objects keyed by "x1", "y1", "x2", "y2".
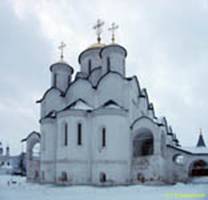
[
  {"x1": 21, "y1": 131, "x2": 40, "y2": 142},
  {"x1": 100, "y1": 100, "x2": 127, "y2": 110},
  {"x1": 36, "y1": 87, "x2": 64, "y2": 103},
  {"x1": 64, "y1": 99, "x2": 93, "y2": 111}
]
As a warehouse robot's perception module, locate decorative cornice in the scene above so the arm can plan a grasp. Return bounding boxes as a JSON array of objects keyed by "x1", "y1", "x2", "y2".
[{"x1": 41, "y1": 159, "x2": 128, "y2": 165}]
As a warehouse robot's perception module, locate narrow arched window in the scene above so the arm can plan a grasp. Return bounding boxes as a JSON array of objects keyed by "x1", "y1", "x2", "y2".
[
  {"x1": 42, "y1": 132, "x2": 45, "y2": 151},
  {"x1": 77, "y1": 123, "x2": 82, "y2": 145},
  {"x1": 107, "y1": 57, "x2": 111, "y2": 71},
  {"x1": 102, "y1": 128, "x2": 106, "y2": 147},
  {"x1": 42, "y1": 171, "x2": 45, "y2": 180},
  {"x1": 64, "y1": 123, "x2": 68, "y2": 146},
  {"x1": 53, "y1": 74, "x2": 57, "y2": 87},
  {"x1": 88, "y1": 60, "x2": 92, "y2": 73}
]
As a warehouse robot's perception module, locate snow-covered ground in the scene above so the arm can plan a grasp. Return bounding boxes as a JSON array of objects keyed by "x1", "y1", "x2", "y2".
[{"x1": 0, "y1": 175, "x2": 208, "y2": 200}]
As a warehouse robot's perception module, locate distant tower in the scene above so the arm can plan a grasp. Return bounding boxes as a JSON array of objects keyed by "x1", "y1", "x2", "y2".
[
  {"x1": 196, "y1": 129, "x2": 206, "y2": 147},
  {"x1": 6, "y1": 145, "x2": 10, "y2": 156},
  {"x1": 50, "y1": 42, "x2": 74, "y2": 92},
  {"x1": 0, "y1": 142, "x2": 3, "y2": 156}
]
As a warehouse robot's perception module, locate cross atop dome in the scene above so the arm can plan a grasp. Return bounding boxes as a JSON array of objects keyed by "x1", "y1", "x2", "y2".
[
  {"x1": 108, "y1": 22, "x2": 119, "y2": 43},
  {"x1": 93, "y1": 19, "x2": 105, "y2": 44},
  {"x1": 58, "y1": 41, "x2": 66, "y2": 61}
]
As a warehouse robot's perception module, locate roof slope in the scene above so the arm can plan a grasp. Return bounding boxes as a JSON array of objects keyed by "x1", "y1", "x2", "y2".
[{"x1": 196, "y1": 134, "x2": 206, "y2": 147}]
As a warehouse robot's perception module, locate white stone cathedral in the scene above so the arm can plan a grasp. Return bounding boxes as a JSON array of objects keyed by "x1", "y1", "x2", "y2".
[{"x1": 24, "y1": 21, "x2": 208, "y2": 186}]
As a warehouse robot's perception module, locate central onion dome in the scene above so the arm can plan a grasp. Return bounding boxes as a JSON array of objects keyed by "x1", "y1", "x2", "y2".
[
  {"x1": 78, "y1": 42, "x2": 105, "y2": 63},
  {"x1": 78, "y1": 20, "x2": 127, "y2": 77},
  {"x1": 78, "y1": 42, "x2": 103, "y2": 77}
]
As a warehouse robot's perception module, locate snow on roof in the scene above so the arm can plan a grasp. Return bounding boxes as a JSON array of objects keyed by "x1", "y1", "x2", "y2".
[
  {"x1": 182, "y1": 147, "x2": 208, "y2": 154},
  {"x1": 104, "y1": 104, "x2": 121, "y2": 109},
  {"x1": 69, "y1": 99, "x2": 93, "y2": 110},
  {"x1": 154, "y1": 116, "x2": 165, "y2": 124},
  {"x1": 102, "y1": 100, "x2": 124, "y2": 109}
]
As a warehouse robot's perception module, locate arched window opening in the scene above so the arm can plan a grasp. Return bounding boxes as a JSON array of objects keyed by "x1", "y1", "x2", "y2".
[
  {"x1": 102, "y1": 128, "x2": 106, "y2": 147},
  {"x1": 100, "y1": 172, "x2": 107, "y2": 183},
  {"x1": 123, "y1": 58, "x2": 125, "y2": 67},
  {"x1": 53, "y1": 74, "x2": 57, "y2": 87},
  {"x1": 189, "y1": 160, "x2": 208, "y2": 177},
  {"x1": 32, "y1": 143, "x2": 40, "y2": 160},
  {"x1": 77, "y1": 123, "x2": 82, "y2": 145},
  {"x1": 64, "y1": 123, "x2": 68, "y2": 146},
  {"x1": 61, "y1": 171, "x2": 68, "y2": 182},
  {"x1": 160, "y1": 133, "x2": 166, "y2": 157},
  {"x1": 42, "y1": 132, "x2": 45, "y2": 151},
  {"x1": 107, "y1": 57, "x2": 111, "y2": 71},
  {"x1": 133, "y1": 129, "x2": 153, "y2": 157},
  {"x1": 88, "y1": 60, "x2": 92, "y2": 73},
  {"x1": 42, "y1": 171, "x2": 45, "y2": 180}
]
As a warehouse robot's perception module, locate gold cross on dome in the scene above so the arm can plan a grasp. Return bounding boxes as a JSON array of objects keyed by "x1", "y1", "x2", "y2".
[
  {"x1": 108, "y1": 22, "x2": 119, "y2": 43},
  {"x1": 58, "y1": 41, "x2": 66, "y2": 60},
  {"x1": 93, "y1": 19, "x2": 105, "y2": 43}
]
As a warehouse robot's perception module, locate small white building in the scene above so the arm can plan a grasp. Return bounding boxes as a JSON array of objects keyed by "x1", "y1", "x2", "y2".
[{"x1": 25, "y1": 22, "x2": 208, "y2": 185}]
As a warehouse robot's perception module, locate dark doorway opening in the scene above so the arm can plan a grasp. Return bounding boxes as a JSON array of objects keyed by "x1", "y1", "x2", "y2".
[
  {"x1": 100, "y1": 172, "x2": 107, "y2": 183},
  {"x1": 190, "y1": 160, "x2": 208, "y2": 177}
]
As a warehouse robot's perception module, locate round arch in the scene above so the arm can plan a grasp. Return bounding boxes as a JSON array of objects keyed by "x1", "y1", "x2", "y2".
[
  {"x1": 31, "y1": 143, "x2": 40, "y2": 159},
  {"x1": 189, "y1": 160, "x2": 208, "y2": 177},
  {"x1": 28, "y1": 140, "x2": 40, "y2": 161},
  {"x1": 133, "y1": 128, "x2": 154, "y2": 157}
]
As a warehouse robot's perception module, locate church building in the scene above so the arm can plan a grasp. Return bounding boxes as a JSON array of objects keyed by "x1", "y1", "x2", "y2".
[{"x1": 24, "y1": 20, "x2": 208, "y2": 185}]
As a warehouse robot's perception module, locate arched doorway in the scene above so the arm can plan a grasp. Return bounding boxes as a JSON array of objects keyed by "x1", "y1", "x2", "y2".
[
  {"x1": 100, "y1": 172, "x2": 107, "y2": 183},
  {"x1": 31, "y1": 143, "x2": 40, "y2": 160},
  {"x1": 137, "y1": 173, "x2": 145, "y2": 183},
  {"x1": 61, "y1": 171, "x2": 68, "y2": 182},
  {"x1": 189, "y1": 160, "x2": 208, "y2": 177},
  {"x1": 24, "y1": 132, "x2": 41, "y2": 182},
  {"x1": 133, "y1": 129, "x2": 154, "y2": 157}
]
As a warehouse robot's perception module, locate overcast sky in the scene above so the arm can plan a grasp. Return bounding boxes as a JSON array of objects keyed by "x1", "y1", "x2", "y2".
[{"x1": 0, "y1": 0, "x2": 208, "y2": 155}]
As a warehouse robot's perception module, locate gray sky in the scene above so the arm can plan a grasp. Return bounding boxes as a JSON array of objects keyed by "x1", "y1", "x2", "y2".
[{"x1": 0, "y1": 0, "x2": 208, "y2": 155}]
